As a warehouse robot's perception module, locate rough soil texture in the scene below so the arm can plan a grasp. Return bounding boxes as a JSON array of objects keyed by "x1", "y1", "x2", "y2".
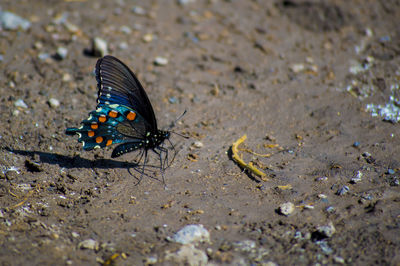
[{"x1": 1, "y1": 0, "x2": 400, "y2": 265}]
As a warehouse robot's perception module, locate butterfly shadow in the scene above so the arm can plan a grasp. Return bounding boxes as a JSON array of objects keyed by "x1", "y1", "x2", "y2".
[{"x1": 5, "y1": 147, "x2": 140, "y2": 170}]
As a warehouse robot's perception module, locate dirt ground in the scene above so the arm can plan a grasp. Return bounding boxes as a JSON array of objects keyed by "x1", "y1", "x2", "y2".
[{"x1": 1, "y1": 0, "x2": 400, "y2": 265}]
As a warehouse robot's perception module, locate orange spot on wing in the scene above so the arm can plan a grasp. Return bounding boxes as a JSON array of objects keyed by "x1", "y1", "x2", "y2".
[
  {"x1": 109, "y1": 110, "x2": 118, "y2": 118},
  {"x1": 96, "y1": 136, "x2": 103, "y2": 143},
  {"x1": 88, "y1": 131, "x2": 95, "y2": 137},
  {"x1": 127, "y1": 111, "x2": 136, "y2": 121},
  {"x1": 106, "y1": 139, "x2": 112, "y2": 146},
  {"x1": 99, "y1": 115, "x2": 107, "y2": 123},
  {"x1": 91, "y1": 123, "x2": 98, "y2": 130}
]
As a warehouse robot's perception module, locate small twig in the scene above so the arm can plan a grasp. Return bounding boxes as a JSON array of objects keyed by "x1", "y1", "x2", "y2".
[
  {"x1": 232, "y1": 135, "x2": 267, "y2": 180},
  {"x1": 238, "y1": 148, "x2": 271, "y2": 157},
  {"x1": 7, "y1": 190, "x2": 35, "y2": 210}
]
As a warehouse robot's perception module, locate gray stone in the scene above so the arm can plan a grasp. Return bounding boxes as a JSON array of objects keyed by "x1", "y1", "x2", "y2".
[
  {"x1": 164, "y1": 244, "x2": 208, "y2": 266},
  {"x1": 172, "y1": 224, "x2": 210, "y2": 245},
  {"x1": 0, "y1": 11, "x2": 31, "y2": 31}
]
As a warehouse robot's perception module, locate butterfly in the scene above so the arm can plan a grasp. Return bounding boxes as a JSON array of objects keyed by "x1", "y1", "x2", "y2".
[{"x1": 66, "y1": 55, "x2": 184, "y2": 182}]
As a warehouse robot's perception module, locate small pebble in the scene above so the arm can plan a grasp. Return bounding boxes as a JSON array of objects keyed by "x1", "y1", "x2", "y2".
[
  {"x1": 232, "y1": 240, "x2": 256, "y2": 252},
  {"x1": 353, "y1": 141, "x2": 360, "y2": 147},
  {"x1": 154, "y1": 56, "x2": 168, "y2": 66},
  {"x1": 48, "y1": 98, "x2": 60, "y2": 108},
  {"x1": 14, "y1": 99, "x2": 28, "y2": 109},
  {"x1": 390, "y1": 177, "x2": 399, "y2": 186},
  {"x1": 120, "y1": 25, "x2": 132, "y2": 34},
  {"x1": 362, "y1": 152, "x2": 371, "y2": 157},
  {"x1": 336, "y1": 185, "x2": 349, "y2": 196},
  {"x1": 316, "y1": 240, "x2": 333, "y2": 254},
  {"x1": 71, "y1": 232, "x2": 80, "y2": 238},
  {"x1": 118, "y1": 42, "x2": 128, "y2": 50},
  {"x1": 178, "y1": 0, "x2": 196, "y2": 5},
  {"x1": 333, "y1": 256, "x2": 345, "y2": 264},
  {"x1": 317, "y1": 222, "x2": 336, "y2": 238},
  {"x1": 171, "y1": 224, "x2": 210, "y2": 245},
  {"x1": 350, "y1": 170, "x2": 363, "y2": 183},
  {"x1": 326, "y1": 206, "x2": 335, "y2": 213},
  {"x1": 92, "y1": 37, "x2": 108, "y2": 57},
  {"x1": 9, "y1": 81, "x2": 15, "y2": 88},
  {"x1": 64, "y1": 21, "x2": 80, "y2": 34},
  {"x1": 387, "y1": 168, "x2": 395, "y2": 175},
  {"x1": 78, "y1": 239, "x2": 99, "y2": 250},
  {"x1": 145, "y1": 256, "x2": 157, "y2": 264},
  {"x1": 38, "y1": 53, "x2": 51, "y2": 61},
  {"x1": 34, "y1": 42, "x2": 43, "y2": 50},
  {"x1": 289, "y1": 63, "x2": 305, "y2": 73},
  {"x1": 264, "y1": 262, "x2": 278, "y2": 266},
  {"x1": 131, "y1": 6, "x2": 146, "y2": 15},
  {"x1": 142, "y1": 33, "x2": 154, "y2": 42},
  {"x1": 379, "y1": 35, "x2": 391, "y2": 43},
  {"x1": 279, "y1": 202, "x2": 295, "y2": 216},
  {"x1": 192, "y1": 141, "x2": 203, "y2": 148},
  {"x1": 56, "y1": 47, "x2": 68, "y2": 60},
  {"x1": 164, "y1": 244, "x2": 208, "y2": 265},
  {"x1": 62, "y1": 73, "x2": 72, "y2": 82},
  {"x1": 0, "y1": 11, "x2": 31, "y2": 31},
  {"x1": 168, "y1": 96, "x2": 178, "y2": 104},
  {"x1": 316, "y1": 176, "x2": 328, "y2": 182}
]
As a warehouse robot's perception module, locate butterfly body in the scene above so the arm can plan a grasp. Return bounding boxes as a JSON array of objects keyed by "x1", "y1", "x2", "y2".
[{"x1": 66, "y1": 56, "x2": 177, "y2": 179}]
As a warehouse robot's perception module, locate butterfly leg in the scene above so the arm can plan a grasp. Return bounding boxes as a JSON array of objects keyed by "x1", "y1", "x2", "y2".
[
  {"x1": 158, "y1": 149, "x2": 167, "y2": 189},
  {"x1": 166, "y1": 138, "x2": 177, "y2": 168},
  {"x1": 133, "y1": 149, "x2": 148, "y2": 186}
]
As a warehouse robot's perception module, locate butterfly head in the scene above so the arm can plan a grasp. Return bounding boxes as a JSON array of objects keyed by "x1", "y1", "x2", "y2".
[{"x1": 148, "y1": 130, "x2": 170, "y2": 148}]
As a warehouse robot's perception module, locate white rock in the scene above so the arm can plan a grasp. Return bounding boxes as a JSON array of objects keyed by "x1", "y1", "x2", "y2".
[
  {"x1": 317, "y1": 221, "x2": 336, "y2": 238},
  {"x1": 118, "y1": 42, "x2": 128, "y2": 50},
  {"x1": 232, "y1": 240, "x2": 256, "y2": 252},
  {"x1": 145, "y1": 256, "x2": 158, "y2": 264},
  {"x1": 120, "y1": 25, "x2": 132, "y2": 34},
  {"x1": 78, "y1": 239, "x2": 99, "y2": 250},
  {"x1": 279, "y1": 202, "x2": 295, "y2": 216},
  {"x1": 154, "y1": 56, "x2": 168, "y2": 66},
  {"x1": 289, "y1": 63, "x2": 305, "y2": 73},
  {"x1": 192, "y1": 141, "x2": 203, "y2": 148},
  {"x1": 132, "y1": 6, "x2": 146, "y2": 15},
  {"x1": 14, "y1": 99, "x2": 28, "y2": 109},
  {"x1": 92, "y1": 37, "x2": 108, "y2": 57},
  {"x1": 56, "y1": 47, "x2": 68, "y2": 60},
  {"x1": 142, "y1": 33, "x2": 154, "y2": 43},
  {"x1": 164, "y1": 244, "x2": 208, "y2": 265},
  {"x1": 178, "y1": 0, "x2": 196, "y2": 5},
  {"x1": 350, "y1": 170, "x2": 363, "y2": 183},
  {"x1": 0, "y1": 11, "x2": 31, "y2": 31},
  {"x1": 172, "y1": 224, "x2": 210, "y2": 245},
  {"x1": 48, "y1": 98, "x2": 60, "y2": 108}
]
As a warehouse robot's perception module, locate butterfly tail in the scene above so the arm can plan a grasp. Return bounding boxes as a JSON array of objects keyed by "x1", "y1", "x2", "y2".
[{"x1": 66, "y1": 127, "x2": 79, "y2": 135}]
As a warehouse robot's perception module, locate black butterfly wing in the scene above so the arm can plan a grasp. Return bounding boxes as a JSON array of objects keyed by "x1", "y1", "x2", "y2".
[
  {"x1": 95, "y1": 55, "x2": 158, "y2": 132},
  {"x1": 66, "y1": 56, "x2": 160, "y2": 157}
]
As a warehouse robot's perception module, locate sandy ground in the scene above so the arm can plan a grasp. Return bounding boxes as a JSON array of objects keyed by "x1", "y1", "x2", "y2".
[{"x1": 0, "y1": 0, "x2": 400, "y2": 265}]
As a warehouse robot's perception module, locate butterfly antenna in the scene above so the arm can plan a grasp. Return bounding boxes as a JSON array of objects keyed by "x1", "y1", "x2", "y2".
[
  {"x1": 168, "y1": 110, "x2": 189, "y2": 139},
  {"x1": 168, "y1": 110, "x2": 187, "y2": 130}
]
